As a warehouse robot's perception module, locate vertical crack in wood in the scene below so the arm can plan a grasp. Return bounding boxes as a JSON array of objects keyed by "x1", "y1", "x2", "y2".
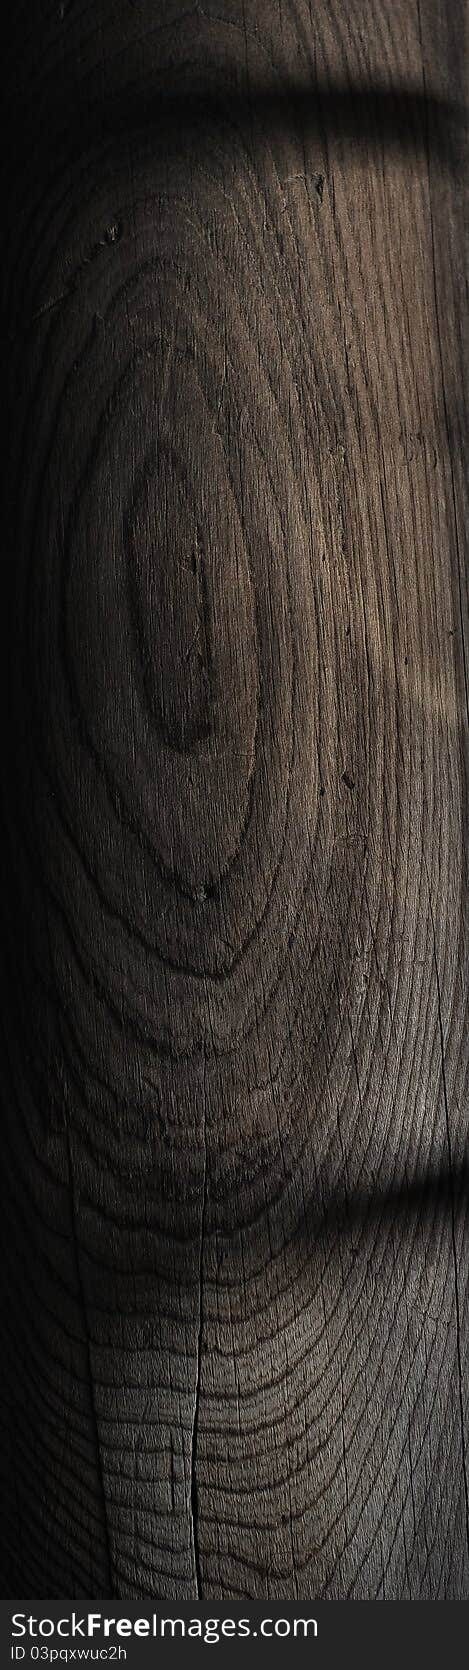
[
  {"x1": 190, "y1": 1067, "x2": 208, "y2": 1599},
  {"x1": 66, "y1": 1127, "x2": 115, "y2": 1597},
  {"x1": 425, "y1": 862, "x2": 469, "y2": 1556}
]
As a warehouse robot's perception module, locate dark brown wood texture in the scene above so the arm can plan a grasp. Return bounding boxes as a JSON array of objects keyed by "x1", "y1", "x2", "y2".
[{"x1": 1, "y1": 0, "x2": 468, "y2": 1600}]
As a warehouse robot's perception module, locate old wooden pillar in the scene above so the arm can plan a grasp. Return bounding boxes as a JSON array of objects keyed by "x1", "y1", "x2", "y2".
[{"x1": 1, "y1": 2, "x2": 468, "y2": 1599}]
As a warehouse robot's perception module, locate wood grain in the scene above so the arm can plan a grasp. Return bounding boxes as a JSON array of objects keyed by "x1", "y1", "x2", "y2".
[{"x1": 1, "y1": 0, "x2": 468, "y2": 1600}]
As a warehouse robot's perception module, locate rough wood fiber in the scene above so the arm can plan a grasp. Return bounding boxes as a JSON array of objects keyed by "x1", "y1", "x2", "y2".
[{"x1": 0, "y1": 0, "x2": 468, "y2": 1601}]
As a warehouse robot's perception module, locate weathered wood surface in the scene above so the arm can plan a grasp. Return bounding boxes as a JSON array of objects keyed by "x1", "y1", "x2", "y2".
[{"x1": 1, "y1": 0, "x2": 468, "y2": 1600}]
